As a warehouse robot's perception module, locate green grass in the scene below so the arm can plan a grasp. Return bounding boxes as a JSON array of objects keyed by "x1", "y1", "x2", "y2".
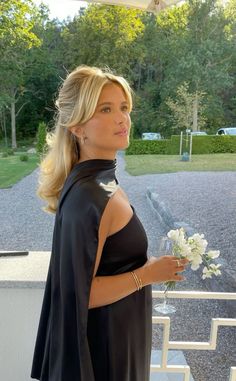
[
  {"x1": 0, "y1": 153, "x2": 39, "y2": 188},
  {"x1": 125, "y1": 154, "x2": 236, "y2": 175},
  {"x1": 1, "y1": 153, "x2": 236, "y2": 187}
]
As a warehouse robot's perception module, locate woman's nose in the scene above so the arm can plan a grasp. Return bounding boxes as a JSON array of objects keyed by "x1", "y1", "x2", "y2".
[{"x1": 115, "y1": 110, "x2": 127, "y2": 124}]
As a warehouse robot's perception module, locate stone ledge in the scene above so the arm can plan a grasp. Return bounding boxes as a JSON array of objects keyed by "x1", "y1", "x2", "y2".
[{"x1": 0, "y1": 251, "x2": 50, "y2": 289}]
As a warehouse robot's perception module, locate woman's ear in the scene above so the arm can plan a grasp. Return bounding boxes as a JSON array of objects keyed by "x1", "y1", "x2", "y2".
[{"x1": 70, "y1": 126, "x2": 82, "y2": 138}]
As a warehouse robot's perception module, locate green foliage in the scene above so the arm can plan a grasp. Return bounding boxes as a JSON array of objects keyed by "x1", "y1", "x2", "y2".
[
  {"x1": 126, "y1": 135, "x2": 236, "y2": 155},
  {"x1": 0, "y1": 0, "x2": 236, "y2": 145},
  {"x1": 210, "y1": 136, "x2": 236, "y2": 153},
  {"x1": 166, "y1": 82, "x2": 206, "y2": 131},
  {"x1": 62, "y1": 4, "x2": 145, "y2": 74},
  {"x1": 0, "y1": 153, "x2": 39, "y2": 188},
  {"x1": 19, "y1": 154, "x2": 29, "y2": 162},
  {"x1": 0, "y1": 0, "x2": 42, "y2": 148},
  {"x1": 36, "y1": 122, "x2": 47, "y2": 154},
  {"x1": 167, "y1": 135, "x2": 236, "y2": 154},
  {"x1": 166, "y1": 136, "x2": 181, "y2": 155},
  {"x1": 7, "y1": 149, "x2": 15, "y2": 156},
  {"x1": 126, "y1": 139, "x2": 168, "y2": 155},
  {"x1": 2, "y1": 152, "x2": 8, "y2": 158}
]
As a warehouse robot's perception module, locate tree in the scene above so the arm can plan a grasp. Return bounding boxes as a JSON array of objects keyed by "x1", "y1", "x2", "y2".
[
  {"x1": 166, "y1": 82, "x2": 206, "y2": 131},
  {"x1": 0, "y1": 0, "x2": 41, "y2": 148},
  {"x1": 157, "y1": 0, "x2": 234, "y2": 130},
  {"x1": 16, "y1": 9, "x2": 65, "y2": 139},
  {"x1": 61, "y1": 5, "x2": 145, "y2": 77},
  {"x1": 36, "y1": 121, "x2": 47, "y2": 154}
]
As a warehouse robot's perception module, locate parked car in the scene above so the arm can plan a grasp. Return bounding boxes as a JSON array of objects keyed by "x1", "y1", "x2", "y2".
[
  {"x1": 216, "y1": 127, "x2": 236, "y2": 136},
  {"x1": 141, "y1": 132, "x2": 161, "y2": 140},
  {"x1": 191, "y1": 131, "x2": 207, "y2": 136}
]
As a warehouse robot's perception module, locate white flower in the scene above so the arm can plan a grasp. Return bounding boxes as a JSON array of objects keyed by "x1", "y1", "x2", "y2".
[
  {"x1": 202, "y1": 264, "x2": 221, "y2": 279},
  {"x1": 202, "y1": 266, "x2": 213, "y2": 279},
  {"x1": 188, "y1": 233, "x2": 208, "y2": 256},
  {"x1": 207, "y1": 250, "x2": 220, "y2": 259},
  {"x1": 177, "y1": 242, "x2": 192, "y2": 258},
  {"x1": 209, "y1": 263, "x2": 222, "y2": 276},
  {"x1": 165, "y1": 228, "x2": 221, "y2": 287},
  {"x1": 167, "y1": 228, "x2": 185, "y2": 243},
  {"x1": 190, "y1": 254, "x2": 203, "y2": 270}
]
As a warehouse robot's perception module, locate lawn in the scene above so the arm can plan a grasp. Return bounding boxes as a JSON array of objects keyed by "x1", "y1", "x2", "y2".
[
  {"x1": 0, "y1": 153, "x2": 39, "y2": 188},
  {"x1": 125, "y1": 154, "x2": 236, "y2": 175},
  {"x1": 1, "y1": 153, "x2": 236, "y2": 187}
]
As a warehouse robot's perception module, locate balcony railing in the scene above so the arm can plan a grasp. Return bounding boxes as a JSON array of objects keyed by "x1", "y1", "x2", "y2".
[{"x1": 151, "y1": 290, "x2": 236, "y2": 381}]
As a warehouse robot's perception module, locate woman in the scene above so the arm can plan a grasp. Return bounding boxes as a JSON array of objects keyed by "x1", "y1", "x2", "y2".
[{"x1": 31, "y1": 65, "x2": 188, "y2": 381}]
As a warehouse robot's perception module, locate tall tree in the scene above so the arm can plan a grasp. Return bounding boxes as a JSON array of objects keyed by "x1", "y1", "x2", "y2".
[
  {"x1": 166, "y1": 82, "x2": 206, "y2": 131},
  {"x1": 16, "y1": 7, "x2": 65, "y2": 138},
  {"x1": 158, "y1": 0, "x2": 234, "y2": 130},
  {"x1": 62, "y1": 5, "x2": 145, "y2": 77},
  {"x1": 0, "y1": 0, "x2": 41, "y2": 148}
]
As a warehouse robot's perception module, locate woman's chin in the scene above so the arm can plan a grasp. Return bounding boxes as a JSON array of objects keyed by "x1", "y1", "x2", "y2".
[{"x1": 117, "y1": 138, "x2": 130, "y2": 150}]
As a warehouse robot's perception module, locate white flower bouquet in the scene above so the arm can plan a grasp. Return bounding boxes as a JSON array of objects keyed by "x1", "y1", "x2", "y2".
[{"x1": 166, "y1": 227, "x2": 221, "y2": 290}]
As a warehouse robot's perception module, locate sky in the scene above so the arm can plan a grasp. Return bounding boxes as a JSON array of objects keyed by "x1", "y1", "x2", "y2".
[
  {"x1": 32, "y1": 0, "x2": 229, "y2": 21},
  {"x1": 32, "y1": 0, "x2": 88, "y2": 21}
]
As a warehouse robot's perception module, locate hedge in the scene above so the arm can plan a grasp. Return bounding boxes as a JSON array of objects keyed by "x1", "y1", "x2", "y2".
[
  {"x1": 126, "y1": 139, "x2": 168, "y2": 155},
  {"x1": 126, "y1": 136, "x2": 236, "y2": 155},
  {"x1": 36, "y1": 122, "x2": 47, "y2": 154}
]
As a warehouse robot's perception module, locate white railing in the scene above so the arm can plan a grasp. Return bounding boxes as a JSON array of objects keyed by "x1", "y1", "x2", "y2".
[{"x1": 151, "y1": 290, "x2": 236, "y2": 381}]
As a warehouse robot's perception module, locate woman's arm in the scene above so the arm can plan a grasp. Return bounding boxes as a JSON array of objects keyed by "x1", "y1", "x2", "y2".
[
  {"x1": 89, "y1": 188, "x2": 188, "y2": 309},
  {"x1": 89, "y1": 256, "x2": 188, "y2": 309}
]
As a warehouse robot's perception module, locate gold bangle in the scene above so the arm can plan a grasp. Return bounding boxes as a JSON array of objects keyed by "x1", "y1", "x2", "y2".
[
  {"x1": 130, "y1": 271, "x2": 139, "y2": 291},
  {"x1": 135, "y1": 271, "x2": 143, "y2": 290},
  {"x1": 130, "y1": 271, "x2": 143, "y2": 291}
]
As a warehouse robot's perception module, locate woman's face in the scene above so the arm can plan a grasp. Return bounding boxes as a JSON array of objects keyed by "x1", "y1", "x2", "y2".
[{"x1": 77, "y1": 82, "x2": 131, "y2": 160}]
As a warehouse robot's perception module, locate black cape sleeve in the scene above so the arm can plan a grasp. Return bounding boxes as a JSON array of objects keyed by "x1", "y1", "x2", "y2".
[{"x1": 31, "y1": 159, "x2": 119, "y2": 381}]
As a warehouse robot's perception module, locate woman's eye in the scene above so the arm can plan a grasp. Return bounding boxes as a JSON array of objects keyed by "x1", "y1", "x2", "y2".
[
  {"x1": 101, "y1": 107, "x2": 111, "y2": 113},
  {"x1": 122, "y1": 105, "x2": 128, "y2": 111}
]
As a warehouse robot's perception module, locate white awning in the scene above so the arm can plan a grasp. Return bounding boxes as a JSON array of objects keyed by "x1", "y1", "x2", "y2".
[{"x1": 75, "y1": 0, "x2": 183, "y2": 13}]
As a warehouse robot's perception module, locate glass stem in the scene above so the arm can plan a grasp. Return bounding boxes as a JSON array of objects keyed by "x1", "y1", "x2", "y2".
[{"x1": 163, "y1": 286, "x2": 168, "y2": 306}]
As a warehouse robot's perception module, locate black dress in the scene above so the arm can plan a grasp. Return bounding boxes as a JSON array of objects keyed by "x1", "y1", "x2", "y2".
[
  {"x1": 87, "y1": 206, "x2": 152, "y2": 381},
  {"x1": 31, "y1": 159, "x2": 152, "y2": 381}
]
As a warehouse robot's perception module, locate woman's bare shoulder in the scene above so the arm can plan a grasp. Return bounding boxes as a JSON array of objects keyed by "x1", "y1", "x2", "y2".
[{"x1": 101, "y1": 187, "x2": 133, "y2": 238}]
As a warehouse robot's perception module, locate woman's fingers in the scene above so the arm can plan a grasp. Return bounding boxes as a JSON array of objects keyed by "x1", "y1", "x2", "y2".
[
  {"x1": 173, "y1": 258, "x2": 189, "y2": 278},
  {"x1": 174, "y1": 274, "x2": 186, "y2": 281},
  {"x1": 174, "y1": 258, "x2": 189, "y2": 268},
  {"x1": 175, "y1": 265, "x2": 186, "y2": 273}
]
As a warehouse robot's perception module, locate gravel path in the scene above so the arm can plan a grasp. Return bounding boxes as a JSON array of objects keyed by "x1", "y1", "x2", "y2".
[{"x1": 0, "y1": 152, "x2": 236, "y2": 381}]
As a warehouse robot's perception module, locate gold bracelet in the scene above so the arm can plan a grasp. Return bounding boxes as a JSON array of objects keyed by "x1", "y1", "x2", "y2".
[{"x1": 130, "y1": 271, "x2": 143, "y2": 291}]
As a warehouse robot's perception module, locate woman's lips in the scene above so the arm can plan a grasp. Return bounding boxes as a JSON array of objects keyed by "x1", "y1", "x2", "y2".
[{"x1": 115, "y1": 129, "x2": 128, "y2": 136}]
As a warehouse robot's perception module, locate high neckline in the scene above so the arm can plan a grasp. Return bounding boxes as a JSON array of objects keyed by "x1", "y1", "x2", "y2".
[
  {"x1": 73, "y1": 158, "x2": 117, "y2": 171},
  {"x1": 59, "y1": 159, "x2": 117, "y2": 210}
]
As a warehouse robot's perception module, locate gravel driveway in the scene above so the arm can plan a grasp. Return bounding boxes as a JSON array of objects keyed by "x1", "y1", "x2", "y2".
[{"x1": 0, "y1": 152, "x2": 235, "y2": 381}]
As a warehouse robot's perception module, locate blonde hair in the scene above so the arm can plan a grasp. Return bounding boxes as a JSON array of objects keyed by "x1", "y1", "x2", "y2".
[{"x1": 37, "y1": 65, "x2": 133, "y2": 213}]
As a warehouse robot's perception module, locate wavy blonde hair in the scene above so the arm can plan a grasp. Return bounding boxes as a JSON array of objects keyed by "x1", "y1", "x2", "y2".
[{"x1": 37, "y1": 65, "x2": 133, "y2": 213}]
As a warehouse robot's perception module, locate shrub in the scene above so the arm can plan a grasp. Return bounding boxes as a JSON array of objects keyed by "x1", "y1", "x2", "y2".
[
  {"x1": 36, "y1": 122, "x2": 47, "y2": 154},
  {"x1": 20, "y1": 154, "x2": 29, "y2": 162},
  {"x1": 2, "y1": 152, "x2": 8, "y2": 158},
  {"x1": 126, "y1": 135, "x2": 236, "y2": 155},
  {"x1": 126, "y1": 139, "x2": 168, "y2": 155},
  {"x1": 7, "y1": 148, "x2": 15, "y2": 156},
  {"x1": 210, "y1": 136, "x2": 236, "y2": 153},
  {"x1": 166, "y1": 136, "x2": 180, "y2": 155}
]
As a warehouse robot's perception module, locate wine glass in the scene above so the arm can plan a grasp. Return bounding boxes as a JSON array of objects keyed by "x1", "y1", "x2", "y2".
[{"x1": 154, "y1": 237, "x2": 176, "y2": 314}]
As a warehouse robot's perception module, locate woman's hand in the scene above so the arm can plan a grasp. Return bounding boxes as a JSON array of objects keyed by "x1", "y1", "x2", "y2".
[{"x1": 136, "y1": 256, "x2": 189, "y2": 286}]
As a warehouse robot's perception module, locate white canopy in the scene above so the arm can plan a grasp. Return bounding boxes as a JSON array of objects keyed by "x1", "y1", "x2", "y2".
[{"x1": 75, "y1": 0, "x2": 183, "y2": 13}]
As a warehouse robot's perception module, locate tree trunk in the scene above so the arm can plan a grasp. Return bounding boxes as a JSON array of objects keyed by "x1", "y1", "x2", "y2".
[
  {"x1": 11, "y1": 88, "x2": 17, "y2": 149},
  {"x1": 2, "y1": 109, "x2": 8, "y2": 148},
  {"x1": 137, "y1": 62, "x2": 141, "y2": 91},
  {"x1": 192, "y1": 95, "x2": 198, "y2": 131}
]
